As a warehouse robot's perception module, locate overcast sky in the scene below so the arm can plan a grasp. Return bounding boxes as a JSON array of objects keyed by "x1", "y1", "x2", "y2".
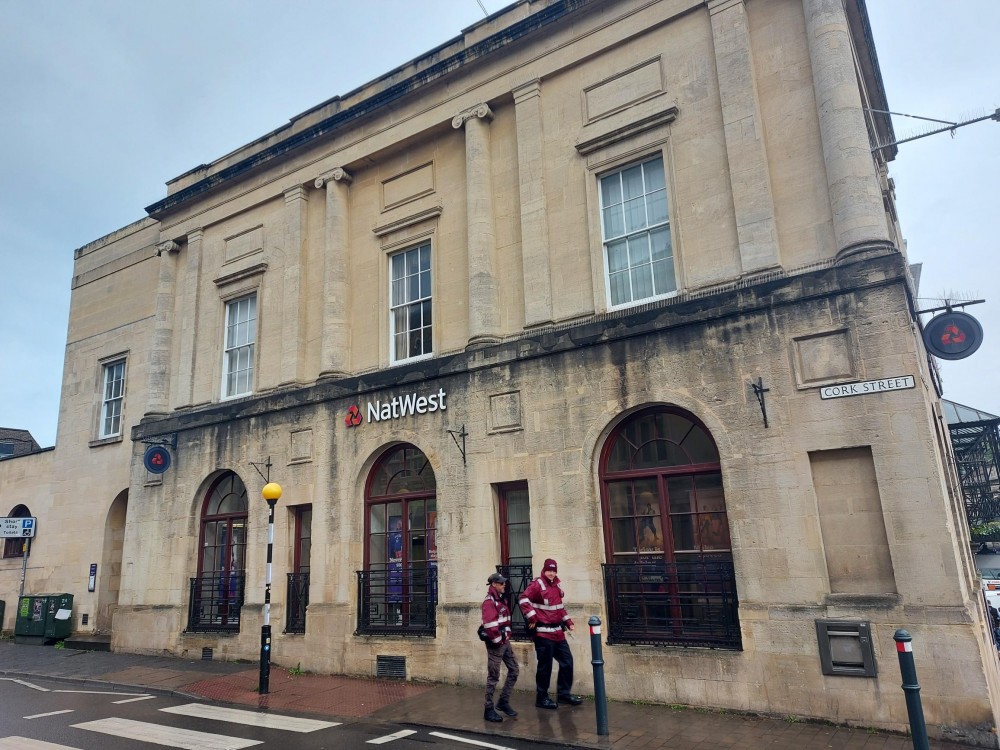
[{"x1": 1, "y1": 1, "x2": 997, "y2": 448}]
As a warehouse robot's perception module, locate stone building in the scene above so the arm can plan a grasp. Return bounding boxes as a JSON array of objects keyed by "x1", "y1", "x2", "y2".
[{"x1": 2, "y1": 0, "x2": 998, "y2": 742}]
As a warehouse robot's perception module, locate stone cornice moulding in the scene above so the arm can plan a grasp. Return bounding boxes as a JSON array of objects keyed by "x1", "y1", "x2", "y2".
[
  {"x1": 314, "y1": 167, "x2": 353, "y2": 188},
  {"x1": 706, "y1": 0, "x2": 744, "y2": 15},
  {"x1": 512, "y1": 79, "x2": 542, "y2": 105},
  {"x1": 575, "y1": 105, "x2": 679, "y2": 156},
  {"x1": 452, "y1": 103, "x2": 494, "y2": 129},
  {"x1": 186, "y1": 228, "x2": 205, "y2": 244},
  {"x1": 213, "y1": 261, "x2": 269, "y2": 288},
  {"x1": 284, "y1": 184, "x2": 308, "y2": 203},
  {"x1": 372, "y1": 205, "x2": 443, "y2": 238},
  {"x1": 156, "y1": 240, "x2": 181, "y2": 256}
]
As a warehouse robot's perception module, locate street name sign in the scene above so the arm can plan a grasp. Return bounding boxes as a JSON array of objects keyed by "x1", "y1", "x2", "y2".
[{"x1": 820, "y1": 376, "x2": 915, "y2": 400}]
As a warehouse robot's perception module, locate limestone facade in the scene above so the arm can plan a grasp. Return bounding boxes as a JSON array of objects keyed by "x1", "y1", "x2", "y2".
[{"x1": 2, "y1": 0, "x2": 997, "y2": 743}]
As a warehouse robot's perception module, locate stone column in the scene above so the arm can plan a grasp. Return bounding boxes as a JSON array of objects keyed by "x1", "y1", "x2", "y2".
[
  {"x1": 280, "y1": 185, "x2": 308, "y2": 386},
  {"x1": 803, "y1": 0, "x2": 893, "y2": 261},
  {"x1": 453, "y1": 103, "x2": 501, "y2": 348},
  {"x1": 174, "y1": 228, "x2": 203, "y2": 407},
  {"x1": 513, "y1": 80, "x2": 554, "y2": 327},
  {"x1": 709, "y1": 0, "x2": 781, "y2": 273},
  {"x1": 315, "y1": 168, "x2": 352, "y2": 379},
  {"x1": 145, "y1": 240, "x2": 180, "y2": 417}
]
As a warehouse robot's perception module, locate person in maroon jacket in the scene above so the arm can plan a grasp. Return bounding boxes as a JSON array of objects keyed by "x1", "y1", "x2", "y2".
[
  {"x1": 481, "y1": 572, "x2": 519, "y2": 722},
  {"x1": 519, "y1": 558, "x2": 583, "y2": 708}
]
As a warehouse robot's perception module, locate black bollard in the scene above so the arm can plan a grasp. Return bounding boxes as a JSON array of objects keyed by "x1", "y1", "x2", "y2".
[
  {"x1": 589, "y1": 616, "x2": 609, "y2": 736},
  {"x1": 893, "y1": 629, "x2": 929, "y2": 750}
]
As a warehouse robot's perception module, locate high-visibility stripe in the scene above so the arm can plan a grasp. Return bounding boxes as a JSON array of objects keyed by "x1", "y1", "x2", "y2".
[
  {"x1": 896, "y1": 641, "x2": 912, "y2": 653},
  {"x1": 523, "y1": 609, "x2": 537, "y2": 618},
  {"x1": 533, "y1": 602, "x2": 564, "y2": 611},
  {"x1": 537, "y1": 626, "x2": 562, "y2": 632},
  {"x1": 483, "y1": 619, "x2": 499, "y2": 628},
  {"x1": 492, "y1": 635, "x2": 503, "y2": 643}
]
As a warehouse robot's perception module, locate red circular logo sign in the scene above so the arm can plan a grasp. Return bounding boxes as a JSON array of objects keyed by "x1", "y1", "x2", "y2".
[
  {"x1": 923, "y1": 311, "x2": 983, "y2": 361},
  {"x1": 345, "y1": 405, "x2": 362, "y2": 427}
]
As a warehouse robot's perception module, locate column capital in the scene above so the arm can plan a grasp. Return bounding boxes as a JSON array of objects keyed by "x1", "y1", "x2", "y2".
[
  {"x1": 452, "y1": 103, "x2": 494, "y2": 129},
  {"x1": 155, "y1": 240, "x2": 180, "y2": 256},
  {"x1": 314, "y1": 167, "x2": 353, "y2": 188}
]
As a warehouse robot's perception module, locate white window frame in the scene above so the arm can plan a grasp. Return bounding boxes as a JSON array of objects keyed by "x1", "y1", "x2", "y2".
[
  {"x1": 99, "y1": 359, "x2": 127, "y2": 439},
  {"x1": 388, "y1": 243, "x2": 433, "y2": 365},
  {"x1": 222, "y1": 292, "x2": 257, "y2": 399},
  {"x1": 599, "y1": 155, "x2": 677, "y2": 310}
]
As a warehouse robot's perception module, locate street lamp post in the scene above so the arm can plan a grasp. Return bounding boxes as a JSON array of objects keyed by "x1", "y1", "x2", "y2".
[{"x1": 259, "y1": 482, "x2": 282, "y2": 695}]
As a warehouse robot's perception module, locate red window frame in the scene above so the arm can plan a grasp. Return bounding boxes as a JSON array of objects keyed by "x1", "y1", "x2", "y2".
[
  {"x1": 498, "y1": 482, "x2": 531, "y2": 567},
  {"x1": 3, "y1": 505, "x2": 31, "y2": 559}
]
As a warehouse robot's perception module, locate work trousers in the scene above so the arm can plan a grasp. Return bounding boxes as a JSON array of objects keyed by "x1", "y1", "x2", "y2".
[
  {"x1": 534, "y1": 637, "x2": 573, "y2": 700},
  {"x1": 485, "y1": 641, "x2": 519, "y2": 710}
]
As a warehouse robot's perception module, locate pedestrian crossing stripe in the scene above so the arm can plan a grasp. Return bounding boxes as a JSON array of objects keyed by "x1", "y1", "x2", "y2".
[
  {"x1": 23, "y1": 710, "x2": 75, "y2": 719},
  {"x1": 0, "y1": 739, "x2": 83, "y2": 749},
  {"x1": 367, "y1": 728, "x2": 417, "y2": 744},
  {"x1": 72, "y1": 717, "x2": 262, "y2": 749},
  {"x1": 160, "y1": 703, "x2": 340, "y2": 732}
]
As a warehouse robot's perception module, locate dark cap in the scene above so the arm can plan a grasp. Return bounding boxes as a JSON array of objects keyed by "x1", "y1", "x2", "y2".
[{"x1": 488, "y1": 572, "x2": 507, "y2": 585}]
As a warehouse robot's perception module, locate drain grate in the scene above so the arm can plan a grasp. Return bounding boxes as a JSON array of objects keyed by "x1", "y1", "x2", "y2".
[
  {"x1": 81, "y1": 614, "x2": 89, "y2": 626},
  {"x1": 376, "y1": 655, "x2": 406, "y2": 679},
  {"x1": 202, "y1": 647, "x2": 213, "y2": 661}
]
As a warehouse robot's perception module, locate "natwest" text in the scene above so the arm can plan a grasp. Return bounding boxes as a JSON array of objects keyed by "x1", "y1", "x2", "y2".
[{"x1": 367, "y1": 388, "x2": 447, "y2": 422}]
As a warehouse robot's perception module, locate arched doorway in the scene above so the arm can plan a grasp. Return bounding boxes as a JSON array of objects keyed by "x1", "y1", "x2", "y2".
[
  {"x1": 599, "y1": 407, "x2": 740, "y2": 648},
  {"x1": 359, "y1": 444, "x2": 437, "y2": 634},
  {"x1": 96, "y1": 490, "x2": 128, "y2": 632},
  {"x1": 190, "y1": 472, "x2": 248, "y2": 632},
  {"x1": 2, "y1": 504, "x2": 31, "y2": 559}
]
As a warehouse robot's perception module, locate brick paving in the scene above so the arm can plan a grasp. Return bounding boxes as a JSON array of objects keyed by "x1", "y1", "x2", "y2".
[{"x1": 0, "y1": 642, "x2": 985, "y2": 749}]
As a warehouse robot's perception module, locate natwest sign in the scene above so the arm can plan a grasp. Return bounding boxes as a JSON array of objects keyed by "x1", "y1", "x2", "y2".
[{"x1": 346, "y1": 388, "x2": 447, "y2": 427}]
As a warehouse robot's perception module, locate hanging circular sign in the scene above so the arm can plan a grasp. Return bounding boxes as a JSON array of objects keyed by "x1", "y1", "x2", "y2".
[
  {"x1": 143, "y1": 445, "x2": 172, "y2": 474},
  {"x1": 923, "y1": 311, "x2": 984, "y2": 361}
]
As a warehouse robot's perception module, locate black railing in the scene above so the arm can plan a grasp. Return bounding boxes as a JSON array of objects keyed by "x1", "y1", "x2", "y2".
[
  {"x1": 286, "y1": 572, "x2": 310, "y2": 634},
  {"x1": 187, "y1": 574, "x2": 245, "y2": 632},
  {"x1": 602, "y1": 560, "x2": 741, "y2": 649},
  {"x1": 356, "y1": 565, "x2": 437, "y2": 636},
  {"x1": 496, "y1": 564, "x2": 533, "y2": 641}
]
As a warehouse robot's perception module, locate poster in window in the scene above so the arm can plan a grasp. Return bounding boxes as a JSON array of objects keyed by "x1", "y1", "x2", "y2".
[
  {"x1": 427, "y1": 511, "x2": 437, "y2": 562},
  {"x1": 637, "y1": 512, "x2": 663, "y2": 554},
  {"x1": 387, "y1": 515, "x2": 403, "y2": 603}
]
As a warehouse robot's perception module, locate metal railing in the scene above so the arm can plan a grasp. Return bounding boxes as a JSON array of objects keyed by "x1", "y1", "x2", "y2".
[
  {"x1": 496, "y1": 564, "x2": 533, "y2": 641},
  {"x1": 356, "y1": 565, "x2": 437, "y2": 636},
  {"x1": 602, "y1": 559, "x2": 741, "y2": 649},
  {"x1": 286, "y1": 572, "x2": 310, "y2": 634},
  {"x1": 187, "y1": 574, "x2": 245, "y2": 632}
]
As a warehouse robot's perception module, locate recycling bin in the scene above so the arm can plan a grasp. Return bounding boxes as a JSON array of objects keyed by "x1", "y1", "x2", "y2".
[
  {"x1": 44, "y1": 593, "x2": 74, "y2": 640},
  {"x1": 15, "y1": 594, "x2": 49, "y2": 642}
]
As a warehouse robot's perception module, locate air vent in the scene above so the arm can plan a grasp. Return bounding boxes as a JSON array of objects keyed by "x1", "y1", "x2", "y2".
[
  {"x1": 376, "y1": 655, "x2": 406, "y2": 679},
  {"x1": 81, "y1": 614, "x2": 89, "y2": 626},
  {"x1": 202, "y1": 647, "x2": 213, "y2": 661}
]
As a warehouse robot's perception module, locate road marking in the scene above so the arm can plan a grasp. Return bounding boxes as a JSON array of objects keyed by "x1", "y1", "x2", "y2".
[
  {"x1": 367, "y1": 729, "x2": 418, "y2": 744},
  {"x1": 24, "y1": 709, "x2": 75, "y2": 719},
  {"x1": 160, "y1": 703, "x2": 340, "y2": 732},
  {"x1": 428, "y1": 732, "x2": 517, "y2": 750},
  {"x1": 72, "y1": 717, "x2": 262, "y2": 749},
  {"x1": 113, "y1": 694, "x2": 156, "y2": 704},
  {"x1": 0, "y1": 678, "x2": 50, "y2": 691},
  {"x1": 0, "y1": 739, "x2": 83, "y2": 749},
  {"x1": 55, "y1": 690, "x2": 144, "y2": 695}
]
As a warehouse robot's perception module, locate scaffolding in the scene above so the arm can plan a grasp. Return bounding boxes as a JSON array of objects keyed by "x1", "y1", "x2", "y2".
[{"x1": 945, "y1": 400, "x2": 1000, "y2": 527}]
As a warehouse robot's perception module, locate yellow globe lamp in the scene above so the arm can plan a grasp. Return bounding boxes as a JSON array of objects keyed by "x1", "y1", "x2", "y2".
[{"x1": 262, "y1": 482, "x2": 282, "y2": 502}]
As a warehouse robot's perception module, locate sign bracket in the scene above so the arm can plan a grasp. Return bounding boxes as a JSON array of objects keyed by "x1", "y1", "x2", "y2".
[
  {"x1": 750, "y1": 378, "x2": 770, "y2": 429},
  {"x1": 446, "y1": 425, "x2": 468, "y2": 465},
  {"x1": 141, "y1": 433, "x2": 177, "y2": 449},
  {"x1": 250, "y1": 457, "x2": 272, "y2": 484}
]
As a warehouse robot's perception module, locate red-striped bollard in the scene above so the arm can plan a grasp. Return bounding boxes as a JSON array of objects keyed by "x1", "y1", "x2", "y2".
[
  {"x1": 894, "y1": 629, "x2": 929, "y2": 750},
  {"x1": 589, "y1": 616, "x2": 609, "y2": 736}
]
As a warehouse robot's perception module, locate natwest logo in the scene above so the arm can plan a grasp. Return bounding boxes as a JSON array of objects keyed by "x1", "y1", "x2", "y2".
[{"x1": 345, "y1": 388, "x2": 447, "y2": 427}]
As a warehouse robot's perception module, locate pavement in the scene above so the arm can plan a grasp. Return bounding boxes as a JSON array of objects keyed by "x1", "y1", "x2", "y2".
[{"x1": 0, "y1": 640, "x2": 983, "y2": 749}]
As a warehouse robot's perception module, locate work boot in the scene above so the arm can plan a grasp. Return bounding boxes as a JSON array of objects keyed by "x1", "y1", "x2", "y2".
[
  {"x1": 496, "y1": 701, "x2": 518, "y2": 716},
  {"x1": 558, "y1": 694, "x2": 584, "y2": 706},
  {"x1": 484, "y1": 707, "x2": 504, "y2": 722},
  {"x1": 535, "y1": 696, "x2": 558, "y2": 709}
]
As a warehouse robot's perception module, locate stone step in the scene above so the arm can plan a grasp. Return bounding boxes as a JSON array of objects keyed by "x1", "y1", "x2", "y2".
[{"x1": 63, "y1": 634, "x2": 112, "y2": 652}]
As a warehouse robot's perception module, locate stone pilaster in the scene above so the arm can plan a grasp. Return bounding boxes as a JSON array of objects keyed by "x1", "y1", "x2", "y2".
[
  {"x1": 315, "y1": 168, "x2": 352, "y2": 379},
  {"x1": 174, "y1": 228, "x2": 203, "y2": 408},
  {"x1": 145, "y1": 240, "x2": 180, "y2": 417},
  {"x1": 708, "y1": 0, "x2": 781, "y2": 273},
  {"x1": 453, "y1": 103, "x2": 501, "y2": 348},
  {"x1": 513, "y1": 80, "x2": 554, "y2": 327},
  {"x1": 280, "y1": 185, "x2": 308, "y2": 386},
  {"x1": 803, "y1": 0, "x2": 893, "y2": 261}
]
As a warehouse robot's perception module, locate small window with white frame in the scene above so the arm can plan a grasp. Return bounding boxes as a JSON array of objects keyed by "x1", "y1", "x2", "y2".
[
  {"x1": 223, "y1": 292, "x2": 256, "y2": 398},
  {"x1": 99, "y1": 359, "x2": 127, "y2": 438},
  {"x1": 599, "y1": 155, "x2": 676, "y2": 308},
  {"x1": 390, "y1": 243, "x2": 432, "y2": 363}
]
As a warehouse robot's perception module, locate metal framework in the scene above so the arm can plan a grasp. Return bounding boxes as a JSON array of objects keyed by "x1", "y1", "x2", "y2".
[
  {"x1": 602, "y1": 560, "x2": 742, "y2": 649},
  {"x1": 285, "y1": 572, "x2": 309, "y2": 634},
  {"x1": 187, "y1": 574, "x2": 245, "y2": 632},
  {"x1": 945, "y1": 401, "x2": 1000, "y2": 527},
  {"x1": 496, "y1": 564, "x2": 533, "y2": 641},
  {"x1": 355, "y1": 566, "x2": 438, "y2": 636}
]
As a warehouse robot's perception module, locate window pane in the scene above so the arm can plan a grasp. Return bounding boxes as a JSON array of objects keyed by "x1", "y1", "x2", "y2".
[
  {"x1": 422, "y1": 299, "x2": 432, "y2": 328},
  {"x1": 643, "y1": 157, "x2": 665, "y2": 192},
  {"x1": 695, "y1": 474, "x2": 726, "y2": 510},
  {"x1": 652, "y1": 258, "x2": 676, "y2": 296},
  {"x1": 420, "y1": 270, "x2": 431, "y2": 298},
  {"x1": 607, "y1": 482, "x2": 634, "y2": 517},
  {"x1": 647, "y1": 190, "x2": 668, "y2": 226},
  {"x1": 391, "y1": 278, "x2": 405, "y2": 307},
  {"x1": 607, "y1": 239, "x2": 628, "y2": 273},
  {"x1": 408, "y1": 274, "x2": 419, "y2": 303},
  {"x1": 369, "y1": 534, "x2": 386, "y2": 566},
  {"x1": 600, "y1": 173, "x2": 622, "y2": 208},
  {"x1": 409, "y1": 499, "x2": 425, "y2": 530},
  {"x1": 630, "y1": 264, "x2": 653, "y2": 302},
  {"x1": 683, "y1": 428, "x2": 719, "y2": 464},
  {"x1": 667, "y1": 477, "x2": 695, "y2": 513},
  {"x1": 409, "y1": 302, "x2": 422, "y2": 332},
  {"x1": 419, "y1": 245, "x2": 431, "y2": 272},
  {"x1": 391, "y1": 253, "x2": 405, "y2": 280},
  {"x1": 611, "y1": 518, "x2": 637, "y2": 555},
  {"x1": 508, "y1": 524, "x2": 532, "y2": 560},
  {"x1": 650, "y1": 226, "x2": 672, "y2": 261},
  {"x1": 699, "y1": 513, "x2": 731, "y2": 550},
  {"x1": 609, "y1": 271, "x2": 629, "y2": 306},
  {"x1": 671, "y1": 515, "x2": 696, "y2": 552},
  {"x1": 370, "y1": 504, "x2": 386, "y2": 534},
  {"x1": 628, "y1": 233, "x2": 651, "y2": 265},
  {"x1": 637, "y1": 515, "x2": 664, "y2": 553},
  {"x1": 624, "y1": 197, "x2": 646, "y2": 233},
  {"x1": 505, "y1": 491, "x2": 529, "y2": 523},
  {"x1": 621, "y1": 165, "x2": 643, "y2": 200},
  {"x1": 603, "y1": 206, "x2": 625, "y2": 239},
  {"x1": 407, "y1": 248, "x2": 420, "y2": 275}
]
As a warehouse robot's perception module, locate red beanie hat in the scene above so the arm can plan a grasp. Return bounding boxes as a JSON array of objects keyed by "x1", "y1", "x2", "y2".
[{"x1": 543, "y1": 558, "x2": 558, "y2": 572}]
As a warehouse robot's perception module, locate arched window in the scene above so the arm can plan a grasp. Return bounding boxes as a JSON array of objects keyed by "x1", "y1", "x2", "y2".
[
  {"x1": 191, "y1": 472, "x2": 248, "y2": 631},
  {"x1": 3, "y1": 505, "x2": 31, "y2": 559},
  {"x1": 360, "y1": 444, "x2": 437, "y2": 634},
  {"x1": 599, "y1": 407, "x2": 740, "y2": 648}
]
